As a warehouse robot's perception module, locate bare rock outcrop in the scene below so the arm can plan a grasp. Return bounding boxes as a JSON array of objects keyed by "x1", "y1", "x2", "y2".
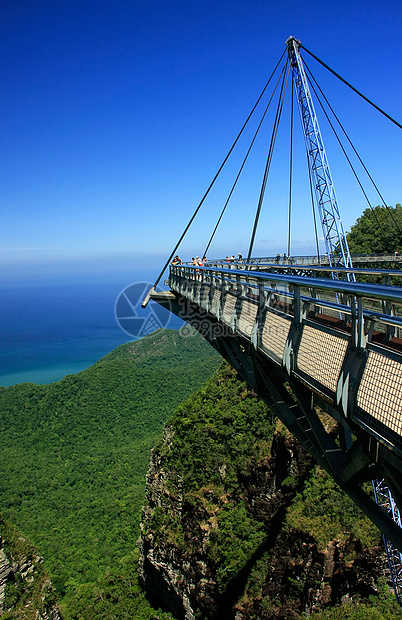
[
  {"x1": 0, "y1": 548, "x2": 12, "y2": 613},
  {"x1": 139, "y1": 425, "x2": 389, "y2": 620}
]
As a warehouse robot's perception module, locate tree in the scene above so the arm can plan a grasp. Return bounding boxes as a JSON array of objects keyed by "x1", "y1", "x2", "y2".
[{"x1": 346, "y1": 204, "x2": 402, "y2": 255}]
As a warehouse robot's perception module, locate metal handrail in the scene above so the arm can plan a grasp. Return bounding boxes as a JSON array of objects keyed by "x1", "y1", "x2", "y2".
[
  {"x1": 172, "y1": 265, "x2": 402, "y2": 305},
  {"x1": 193, "y1": 261, "x2": 402, "y2": 278}
]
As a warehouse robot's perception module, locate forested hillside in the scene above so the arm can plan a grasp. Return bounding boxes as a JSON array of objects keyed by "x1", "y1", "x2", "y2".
[{"x1": 0, "y1": 329, "x2": 220, "y2": 597}]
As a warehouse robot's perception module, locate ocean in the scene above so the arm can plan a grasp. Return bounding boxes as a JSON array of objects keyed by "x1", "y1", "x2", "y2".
[{"x1": 0, "y1": 277, "x2": 183, "y2": 387}]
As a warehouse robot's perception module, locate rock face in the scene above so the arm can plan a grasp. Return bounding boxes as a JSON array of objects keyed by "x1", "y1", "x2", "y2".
[
  {"x1": 138, "y1": 365, "x2": 390, "y2": 620},
  {"x1": 139, "y1": 427, "x2": 207, "y2": 620},
  {"x1": 233, "y1": 530, "x2": 388, "y2": 620},
  {"x1": 0, "y1": 548, "x2": 13, "y2": 613},
  {"x1": 0, "y1": 517, "x2": 61, "y2": 620}
]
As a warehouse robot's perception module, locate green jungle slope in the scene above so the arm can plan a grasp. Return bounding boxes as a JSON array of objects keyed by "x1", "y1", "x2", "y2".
[
  {"x1": 0, "y1": 510, "x2": 176, "y2": 620},
  {"x1": 0, "y1": 328, "x2": 221, "y2": 597}
]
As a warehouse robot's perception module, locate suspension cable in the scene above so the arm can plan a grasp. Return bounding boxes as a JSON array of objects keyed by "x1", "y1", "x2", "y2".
[
  {"x1": 149, "y1": 50, "x2": 287, "y2": 292},
  {"x1": 304, "y1": 60, "x2": 402, "y2": 237},
  {"x1": 247, "y1": 58, "x2": 290, "y2": 261},
  {"x1": 300, "y1": 43, "x2": 402, "y2": 131},
  {"x1": 203, "y1": 64, "x2": 287, "y2": 259},
  {"x1": 287, "y1": 72, "x2": 294, "y2": 257}
]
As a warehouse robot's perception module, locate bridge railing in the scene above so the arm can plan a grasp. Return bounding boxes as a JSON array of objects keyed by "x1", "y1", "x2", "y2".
[
  {"x1": 193, "y1": 254, "x2": 402, "y2": 267},
  {"x1": 181, "y1": 260, "x2": 402, "y2": 284},
  {"x1": 168, "y1": 264, "x2": 402, "y2": 456}
]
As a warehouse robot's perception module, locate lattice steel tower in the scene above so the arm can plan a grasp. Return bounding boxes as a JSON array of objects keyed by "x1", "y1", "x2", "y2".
[{"x1": 286, "y1": 36, "x2": 353, "y2": 273}]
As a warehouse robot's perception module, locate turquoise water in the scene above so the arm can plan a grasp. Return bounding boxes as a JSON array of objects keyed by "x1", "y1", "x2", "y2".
[{"x1": 0, "y1": 278, "x2": 182, "y2": 387}]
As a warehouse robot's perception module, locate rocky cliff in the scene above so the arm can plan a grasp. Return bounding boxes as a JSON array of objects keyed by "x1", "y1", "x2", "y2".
[
  {"x1": 139, "y1": 363, "x2": 392, "y2": 620},
  {"x1": 0, "y1": 516, "x2": 61, "y2": 620}
]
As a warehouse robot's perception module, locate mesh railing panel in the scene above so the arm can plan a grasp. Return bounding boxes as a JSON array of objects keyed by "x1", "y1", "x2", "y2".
[
  {"x1": 261, "y1": 311, "x2": 291, "y2": 363},
  {"x1": 356, "y1": 350, "x2": 402, "y2": 448},
  {"x1": 210, "y1": 290, "x2": 221, "y2": 316},
  {"x1": 200, "y1": 285, "x2": 210, "y2": 310},
  {"x1": 222, "y1": 293, "x2": 236, "y2": 325},
  {"x1": 297, "y1": 324, "x2": 348, "y2": 393},
  {"x1": 238, "y1": 300, "x2": 258, "y2": 337}
]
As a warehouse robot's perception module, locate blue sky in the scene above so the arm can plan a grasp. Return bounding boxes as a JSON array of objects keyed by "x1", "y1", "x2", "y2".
[{"x1": 1, "y1": 0, "x2": 401, "y2": 283}]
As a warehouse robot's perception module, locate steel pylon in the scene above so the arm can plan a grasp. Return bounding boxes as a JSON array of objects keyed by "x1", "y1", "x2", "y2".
[{"x1": 286, "y1": 36, "x2": 353, "y2": 274}]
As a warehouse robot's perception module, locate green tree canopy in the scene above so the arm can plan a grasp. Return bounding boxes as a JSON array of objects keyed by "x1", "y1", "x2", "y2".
[{"x1": 346, "y1": 203, "x2": 402, "y2": 254}]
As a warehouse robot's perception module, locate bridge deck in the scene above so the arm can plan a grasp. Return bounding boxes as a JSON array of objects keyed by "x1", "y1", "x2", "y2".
[{"x1": 165, "y1": 263, "x2": 402, "y2": 454}]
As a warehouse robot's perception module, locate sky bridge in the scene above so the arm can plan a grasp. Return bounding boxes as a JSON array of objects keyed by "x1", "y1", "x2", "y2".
[
  {"x1": 151, "y1": 262, "x2": 402, "y2": 552},
  {"x1": 145, "y1": 36, "x2": 402, "y2": 601}
]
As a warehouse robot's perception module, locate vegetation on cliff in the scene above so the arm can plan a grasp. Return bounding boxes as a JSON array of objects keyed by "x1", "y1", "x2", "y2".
[
  {"x1": 140, "y1": 363, "x2": 402, "y2": 620},
  {"x1": 286, "y1": 467, "x2": 379, "y2": 551},
  {"x1": 153, "y1": 363, "x2": 278, "y2": 593},
  {"x1": 0, "y1": 515, "x2": 60, "y2": 620},
  {"x1": 0, "y1": 329, "x2": 220, "y2": 598}
]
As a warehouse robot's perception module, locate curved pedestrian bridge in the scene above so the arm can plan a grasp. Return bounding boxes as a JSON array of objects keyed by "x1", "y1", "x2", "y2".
[{"x1": 151, "y1": 260, "x2": 402, "y2": 553}]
